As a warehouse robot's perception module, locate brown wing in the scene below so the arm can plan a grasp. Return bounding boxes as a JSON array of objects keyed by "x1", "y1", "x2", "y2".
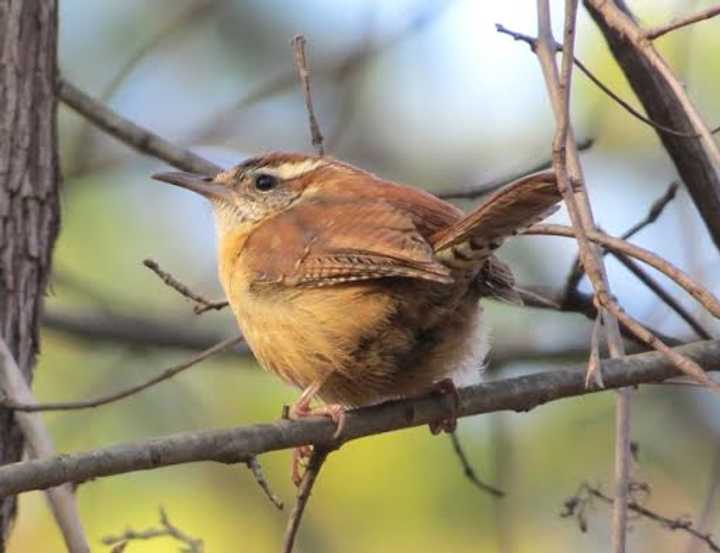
[
  {"x1": 242, "y1": 197, "x2": 453, "y2": 288},
  {"x1": 431, "y1": 170, "x2": 561, "y2": 252}
]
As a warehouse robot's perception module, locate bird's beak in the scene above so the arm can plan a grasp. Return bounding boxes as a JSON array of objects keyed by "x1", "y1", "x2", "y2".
[{"x1": 152, "y1": 171, "x2": 234, "y2": 203}]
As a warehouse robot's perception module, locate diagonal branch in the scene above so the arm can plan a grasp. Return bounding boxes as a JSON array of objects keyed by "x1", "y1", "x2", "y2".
[
  {"x1": 0, "y1": 339, "x2": 717, "y2": 498},
  {"x1": 646, "y1": 4, "x2": 720, "y2": 40},
  {"x1": 0, "y1": 339, "x2": 90, "y2": 553},
  {"x1": 584, "y1": 0, "x2": 720, "y2": 252},
  {"x1": 58, "y1": 79, "x2": 221, "y2": 176},
  {"x1": 282, "y1": 447, "x2": 330, "y2": 553},
  {"x1": 2, "y1": 336, "x2": 242, "y2": 412}
]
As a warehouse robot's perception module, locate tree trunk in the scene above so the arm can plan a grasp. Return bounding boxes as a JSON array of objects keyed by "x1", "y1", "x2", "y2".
[{"x1": 0, "y1": 0, "x2": 60, "y2": 547}]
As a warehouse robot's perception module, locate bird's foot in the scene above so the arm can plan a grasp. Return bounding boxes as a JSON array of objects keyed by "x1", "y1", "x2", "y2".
[
  {"x1": 287, "y1": 400, "x2": 346, "y2": 486},
  {"x1": 289, "y1": 401, "x2": 347, "y2": 438},
  {"x1": 428, "y1": 378, "x2": 460, "y2": 435}
]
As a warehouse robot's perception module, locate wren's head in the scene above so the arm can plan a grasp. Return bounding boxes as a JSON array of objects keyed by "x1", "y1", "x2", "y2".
[{"x1": 152, "y1": 152, "x2": 335, "y2": 233}]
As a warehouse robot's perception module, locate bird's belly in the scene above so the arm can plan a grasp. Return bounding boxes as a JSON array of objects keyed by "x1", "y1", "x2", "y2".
[
  {"x1": 232, "y1": 281, "x2": 486, "y2": 407},
  {"x1": 232, "y1": 283, "x2": 395, "y2": 390}
]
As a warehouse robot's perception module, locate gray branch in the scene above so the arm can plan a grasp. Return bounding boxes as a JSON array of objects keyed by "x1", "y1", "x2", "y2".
[{"x1": 0, "y1": 339, "x2": 717, "y2": 497}]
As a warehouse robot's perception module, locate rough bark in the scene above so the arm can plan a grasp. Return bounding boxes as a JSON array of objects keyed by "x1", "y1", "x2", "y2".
[{"x1": 0, "y1": 0, "x2": 60, "y2": 546}]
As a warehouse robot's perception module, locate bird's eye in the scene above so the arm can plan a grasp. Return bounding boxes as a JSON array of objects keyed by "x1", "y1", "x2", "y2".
[{"x1": 254, "y1": 174, "x2": 277, "y2": 192}]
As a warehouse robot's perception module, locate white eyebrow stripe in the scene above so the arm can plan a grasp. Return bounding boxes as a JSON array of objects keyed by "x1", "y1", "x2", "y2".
[{"x1": 259, "y1": 160, "x2": 325, "y2": 180}]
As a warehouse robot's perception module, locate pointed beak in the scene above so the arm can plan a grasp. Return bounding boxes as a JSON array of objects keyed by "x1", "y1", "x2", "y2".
[{"x1": 152, "y1": 171, "x2": 234, "y2": 203}]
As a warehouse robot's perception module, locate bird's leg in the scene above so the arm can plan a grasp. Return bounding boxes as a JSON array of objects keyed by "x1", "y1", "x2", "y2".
[
  {"x1": 288, "y1": 378, "x2": 347, "y2": 432},
  {"x1": 428, "y1": 378, "x2": 460, "y2": 435},
  {"x1": 287, "y1": 375, "x2": 346, "y2": 485}
]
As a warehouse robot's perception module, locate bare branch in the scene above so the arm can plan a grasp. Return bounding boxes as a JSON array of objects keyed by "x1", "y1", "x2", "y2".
[
  {"x1": 449, "y1": 431, "x2": 504, "y2": 497},
  {"x1": 58, "y1": 79, "x2": 221, "y2": 176},
  {"x1": 646, "y1": 5, "x2": 720, "y2": 40},
  {"x1": 188, "y1": 2, "x2": 453, "y2": 145},
  {"x1": 0, "y1": 339, "x2": 90, "y2": 553},
  {"x1": 246, "y1": 457, "x2": 284, "y2": 511},
  {"x1": 611, "y1": 251, "x2": 713, "y2": 340},
  {"x1": 0, "y1": 339, "x2": 717, "y2": 498},
  {"x1": 535, "y1": 3, "x2": 633, "y2": 550},
  {"x1": 143, "y1": 258, "x2": 228, "y2": 314},
  {"x1": 526, "y1": 224, "x2": 720, "y2": 320},
  {"x1": 68, "y1": 0, "x2": 218, "y2": 177},
  {"x1": 563, "y1": 483, "x2": 720, "y2": 552},
  {"x1": 495, "y1": 25, "x2": 715, "y2": 139},
  {"x1": 292, "y1": 35, "x2": 325, "y2": 156},
  {"x1": 102, "y1": 507, "x2": 203, "y2": 552},
  {"x1": 437, "y1": 138, "x2": 594, "y2": 200},
  {"x1": 283, "y1": 447, "x2": 330, "y2": 553},
  {"x1": 2, "y1": 336, "x2": 242, "y2": 412},
  {"x1": 564, "y1": 181, "x2": 679, "y2": 293},
  {"x1": 584, "y1": 0, "x2": 720, "y2": 252}
]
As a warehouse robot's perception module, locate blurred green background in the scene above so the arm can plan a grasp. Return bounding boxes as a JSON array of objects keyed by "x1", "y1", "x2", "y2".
[{"x1": 10, "y1": 0, "x2": 720, "y2": 551}]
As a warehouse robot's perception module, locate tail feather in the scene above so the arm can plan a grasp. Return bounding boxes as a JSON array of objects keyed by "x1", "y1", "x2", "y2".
[
  {"x1": 431, "y1": 170, "x2": 562, "y2": 303},
  {"x1": 431, "y1": 170, "x2": 561, "y2": 253}
]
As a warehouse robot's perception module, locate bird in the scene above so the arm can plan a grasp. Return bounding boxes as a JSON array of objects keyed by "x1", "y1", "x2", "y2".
[{"x1": 153, "y1": 152, "x2": 562, "y2": 483}]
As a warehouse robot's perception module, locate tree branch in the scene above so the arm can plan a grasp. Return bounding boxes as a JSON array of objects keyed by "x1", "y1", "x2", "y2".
[
  {"x1": 58, "y1": 79, "x2": 221, "y2": 176},
  {"x1": 0, "y1": 340, "x2": 89, "y2": 553},
  {"x1": 0, "y1": 339, "x2": 717, "y2": 498},
  {"x1": 584, "y1": 0, "x2": 720, "y2": 252},
  {"x1": 646, "y1": 5, "x2": 720, "y2": 40}
]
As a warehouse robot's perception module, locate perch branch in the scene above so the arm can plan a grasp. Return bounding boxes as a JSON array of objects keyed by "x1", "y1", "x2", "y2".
[{"x1": 0, "y1": 339, "x2": 717, "y2": 498}]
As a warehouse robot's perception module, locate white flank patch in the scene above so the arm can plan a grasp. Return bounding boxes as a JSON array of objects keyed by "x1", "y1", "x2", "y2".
[{"x1": 452, "y1": 307, "x2": 490, "y2": 387}]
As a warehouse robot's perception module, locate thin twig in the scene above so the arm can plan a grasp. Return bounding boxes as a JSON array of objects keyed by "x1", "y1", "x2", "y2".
[
  {"x1": 564, "y1": 181, "x2": 679, "y2": 294},
  {"x1": 68, "y1": 0, "x2": 217, "y2": 177},
  {"x1": 646, "y1": 5, "x2": 720, "y2": 40},
  {"x1": 58, "y1": 79, "x2": 222, "y2": 176},
  {"x1": 292, "y1": 35, "x2": 325, "y2": 156},
  {"x1": 283, "y1": 447, "x2": 330, "y2": 553},
  {"x1": 437, "y1": 138, "x2": 594, "y2": 200},
  {"x1": 102, "y1": 507, "x2": 203, "y2": 552},
  {"x1": 143, "y1": 258, "x2": 228, "y2": 314},
  {"x1": 496, "y1": 23, "x2": 718, "y2": 139},
  {"x1": 0, "y1": 339, "x2": 90, "y2": 553},
  {"x1": 517, "y1": 286, "x2": 683, "y2": 348},
  {"x1": 246, "y1": 457, "x2": 284, "y2": 510},
  {"x1": 449, "y1": 431, "x2": 504, "y2": 497},
  {"x1": 612, "y1": 251, "x2": 713, "y2": 340},
  {"x1": 1, "y1": 336, "x2": 242, "y2": 412},
  {"x1": 563, "y1": 483, "x2": 720, "y2": 552},
  {"x1": 525, "y1": 224, "x2": 720, "y2": 319},
  {"x1": 188, "y1": 2, "x2": 452, "y2": 146}
]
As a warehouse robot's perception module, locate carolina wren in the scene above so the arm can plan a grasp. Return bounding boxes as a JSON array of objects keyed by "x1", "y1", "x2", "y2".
[{"x1": 153, "y1": 153, "x2": 560, "y2": 480}]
